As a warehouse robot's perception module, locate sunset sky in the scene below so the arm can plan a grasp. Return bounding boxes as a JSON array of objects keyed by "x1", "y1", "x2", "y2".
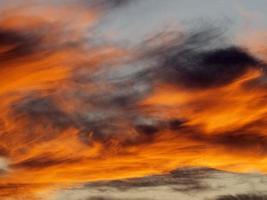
[{"x1": 0, "y1": 1, "x2": 267, "y2": 200}]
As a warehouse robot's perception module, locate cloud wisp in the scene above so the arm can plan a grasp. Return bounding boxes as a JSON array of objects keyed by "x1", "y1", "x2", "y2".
[{"x1": 0, "y1": 1, "x2": 267, "y2": 199}]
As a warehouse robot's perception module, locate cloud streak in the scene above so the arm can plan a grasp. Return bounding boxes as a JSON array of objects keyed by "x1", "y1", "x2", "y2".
[{"x1": 0, "y1": 1, "x2": 267, "y2": 199}]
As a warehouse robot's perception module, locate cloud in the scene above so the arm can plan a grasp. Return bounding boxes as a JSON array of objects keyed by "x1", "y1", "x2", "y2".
[
  {"x1": 215, "y1": 194, "x2": 267, "y2": 200},
  {"x1": 11, "y1": 154, "x2": 79, "y2": 169},
  {"x1": 142, "y1": 28, "x2": 264, "y2": 89},
  {"x1": 1, "y1": 2, "x2": 267, "y2": 198},
  {"x1": 0, "y1": 157, "x2": 8, "y2": 173},
  {"x1": 82, "y1": 0, "x2": 136, "y2": 10},
  {"x1": 0, "y1": 28, "x2": 40, "y2": 62},
  {"x1": 51, "y1": 168, "x2": 267, "y2": 200}
]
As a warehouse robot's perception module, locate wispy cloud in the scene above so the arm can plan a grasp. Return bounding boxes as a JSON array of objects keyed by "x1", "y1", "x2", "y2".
[{"x1": 0, "y1": 1, "x2": 267, "y2": 199}]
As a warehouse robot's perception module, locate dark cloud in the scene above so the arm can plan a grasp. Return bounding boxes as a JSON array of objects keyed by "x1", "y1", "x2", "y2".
[
  {"x1": 9, "y1": 84, "x2": 267, "y2": 155},
  {"x1": 11, "y1": 154, "x2": 79, "y2": 169},
  {"x1": 83, "y1": 0, "x2": 136, "y2": 10},
  {"x1": 56, "y1": 168, "x2": 267, "y2": 200},
  {"x1": 206, "y1": 118, "x2": 267, "y2": 153},
  {"x1": 168, "y1": 119, "x2": 187, "y2": 130},
  {"x1": 5, "y1": 24, "x2": 267, "y2": 165},
  {"x1": 86, "y1": 167, "x2": 213, "y2": 192},
  {"x1": 158, "y1": 115, "x2": 267, "y2": 154},
  {"x1": 213, "y1": 131, "x2": 267, "y2": 153},
  {"x1": 145, "y1": 29, "x2": 264, "y2": 89},
  {"x1": 86, "y1": 197, "x2": 151, "y2": 200},
  {"x1": 99, "y1": 0, "x2": 135, "y2": 8},
  {"x1": 0, "y1": 29, "x2": 40, "y2": 62},
  {"x1": 215, "y1": 194, "x2": 267, "y2": 200},
  {"x1": 0, "y1": 183, "x2": 43, "y2": 198},
  {"x1": 0, "y1": 146, "x2": 8, "y2": 157},
  {"x1": 1, "y1": 1, "x2": 267, "y2": 198},
  {"x1": 134, "y1": 124, "x2": 159, "y2": 136},
  {"x1": 11, "y1": 95, "x2": 72, "y2": 131},
  {"x1": 8, "y1": 94, "x2": 75, "y2": 145},
  {"x1": 181, "y1": 47, "x2": 260, "y2": 88}
]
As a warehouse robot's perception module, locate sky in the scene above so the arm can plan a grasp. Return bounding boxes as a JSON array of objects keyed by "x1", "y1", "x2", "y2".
[
  {"x1": 0, "y1": 0, "x2": 267, "y2": 200},
  {"x1": 97, "y1": 0, "x2": 267, "y2": 43}
]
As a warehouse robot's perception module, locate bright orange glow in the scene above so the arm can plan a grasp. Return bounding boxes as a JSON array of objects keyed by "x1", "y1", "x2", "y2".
[{"x1": 0, "y1": 3, "x2": 267, "y2": 200}]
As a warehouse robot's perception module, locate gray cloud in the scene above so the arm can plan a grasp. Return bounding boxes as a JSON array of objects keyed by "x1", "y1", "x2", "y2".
[
  {"x1": 51, "y1": 168, "x2": 267, "y2": 200},
  {"x1": 215, "y1": 194, "x2": 267, "y2": 200}
]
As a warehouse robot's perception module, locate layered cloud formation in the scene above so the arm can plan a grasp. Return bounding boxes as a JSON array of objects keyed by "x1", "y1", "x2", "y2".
[
  {"x1": 51, "y1": 168, "x2": 267, "y2": 200},
  {"x1": 0, "y1": 1, "x2": 267, "y2": 199}
]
